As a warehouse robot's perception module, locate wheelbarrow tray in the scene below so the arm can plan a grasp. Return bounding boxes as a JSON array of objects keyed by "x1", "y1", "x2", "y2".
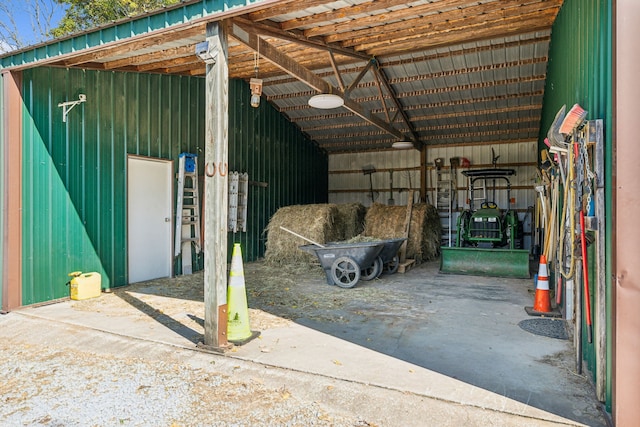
[
  {"x1": 300, "y1": 242, "x2": 385, "y2": 287},
  {"x1": 378, "y1": 238, "x2": 407, "y2": 263}
]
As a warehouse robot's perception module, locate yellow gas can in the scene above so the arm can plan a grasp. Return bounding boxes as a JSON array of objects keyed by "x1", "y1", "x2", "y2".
[{"x1": 68, "y1": 271, "x2": 102, "y2": 300}]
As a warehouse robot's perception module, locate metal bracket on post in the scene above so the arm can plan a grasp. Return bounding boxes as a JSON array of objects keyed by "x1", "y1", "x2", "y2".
[{"x1": 58, "y1": 94, "x2": 86, "y2": 122}]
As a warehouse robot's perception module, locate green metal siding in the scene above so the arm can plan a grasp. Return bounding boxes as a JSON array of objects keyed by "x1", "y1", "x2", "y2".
[
  {"x1": 539, "y1": 0, "x2": 613, "y2": 411},
  {"x1": 227, "y1": 79, "x2": 328, "y2": 261},
  {"x1": 20, "y1": 69, "x2": 326, "y2": 304},
  {"x1": 20, "y1": 67, "x2": 207, "y2": 304}
]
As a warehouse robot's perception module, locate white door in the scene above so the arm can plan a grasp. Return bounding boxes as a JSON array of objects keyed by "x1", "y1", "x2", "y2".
[{"x1": 127, "y1": 156, "x2": 173, "y2": 283}]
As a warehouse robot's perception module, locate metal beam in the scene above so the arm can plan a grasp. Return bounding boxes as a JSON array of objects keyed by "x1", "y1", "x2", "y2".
[{"x1": 230, "y1": 22, "x2": 406, "y2": 140}]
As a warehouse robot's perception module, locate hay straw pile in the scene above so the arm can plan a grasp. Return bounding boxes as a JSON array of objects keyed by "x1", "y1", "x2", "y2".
[
  {"x1": 334, "y1": 203, "x2": 366, "y2": 240},
  {"x1": 362, "y1": 203, "x2": 441, "y2": 263},
  {"x1": 264, "y1": 203, "x2": 365, "y2": 265}
]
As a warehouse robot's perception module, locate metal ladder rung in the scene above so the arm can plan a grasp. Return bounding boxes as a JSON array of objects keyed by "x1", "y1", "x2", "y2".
[{"x1": 175, "y1": 153, "x2": 201, "y2": 274}]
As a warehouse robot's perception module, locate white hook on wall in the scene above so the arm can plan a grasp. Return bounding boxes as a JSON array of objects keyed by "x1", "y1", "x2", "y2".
[{"x1": 58, "y1": 94, "x2": 86, "y2": 122}]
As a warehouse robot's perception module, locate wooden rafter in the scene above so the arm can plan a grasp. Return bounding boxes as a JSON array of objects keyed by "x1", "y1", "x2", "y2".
[
  {"x1": 61, "y1": 24, "x2": 205, "y2": 67},
  {"x1": 256, "y1": 35, "x2": 550, "y2": 85},
  {"x1": 310, "y1": 117, "x2": 540, "y2": 141},
  {"x1": 232, "y1": 17, "x2": 369, "y2": 61},
  {"x1": 299, "y1": 104, "x2": 543, "y2": 132},
  {"x1": 102, "y1": 45, "x2": 196, "y2": 69},
  {"x1": 322, "y1": 0, "x2": 558, "y2": 43},
  {"x1": 277, "y1": 90, "x2": 545, "y2": 114},
  {"x1": 279, "y1": 0, "x2": 419, "y2": 31},
  {"x1": 372, "y1": 59, "x2": 419, "y2": 144},
  {"x1": 356, "y1": 11, "x2": 559, "y2": 55},
  {"x1": 266, "y1": 74, "x2": 545, "y2": 101},
  {"x1": 229, "y1": 21, "x2": 409, "y2": 143}
]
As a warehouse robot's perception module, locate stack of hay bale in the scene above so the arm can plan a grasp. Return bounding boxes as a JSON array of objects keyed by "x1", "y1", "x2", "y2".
[
  {"x1": 264, "y1": 203, "x2": 365, "y2": 265},
  {"x1": 362, "y1": 203, "x2": 441, "y2": 263}
]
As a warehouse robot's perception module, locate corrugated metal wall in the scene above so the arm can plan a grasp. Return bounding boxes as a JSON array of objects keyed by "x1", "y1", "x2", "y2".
[
  {"x1": 227, "y1": 79, "x2": 328, "y2": 261},
  {"x1": 20, "y1": 68, "x2": 326, "y2": 305},
  {"x1": 539, "y1": 0, "x2": 613, "y2": 410}
]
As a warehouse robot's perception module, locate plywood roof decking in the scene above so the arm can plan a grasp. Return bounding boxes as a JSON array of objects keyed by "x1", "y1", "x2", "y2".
[{"x1": 38, "y1": 0, "x2": 563, "y2": 152}]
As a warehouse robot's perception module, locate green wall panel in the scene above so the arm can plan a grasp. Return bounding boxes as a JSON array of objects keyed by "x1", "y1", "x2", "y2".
[
  {"x1": 539, "y1": 0, "x2": 613, "y2": 411},
  {"x1": 227, "y1": 79, "x2": 328, "y2": 261},
  {"x1": 21, "y1": 67, "x2": 206, "y2": 304},
  {"x1": 20, "y1": 68, "x2": 326, "y2": 305}
]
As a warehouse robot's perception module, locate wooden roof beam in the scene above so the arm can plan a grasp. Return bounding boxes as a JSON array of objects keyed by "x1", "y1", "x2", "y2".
[
  {"x1": 326, "y1": 1, "x2": 558, "y2": 45},
  {"x1": 102, "y1": 45, "x2": 196, "y2": 69},
  {"x1": 280, "y1": 0, "x2": 420, "y2": 31},
  {"x1": 315, "y1": 0, "x2": 558, "y2": 41},
  {"x1": 372, "y1": 59, "x2": 419, "y2": 145},
  {"x1": 229, "y1": 21, "x2": 409, "y2": 143},
  {"x1": 247, "y1": 0, "x2": 329, "y2": 22},
  {"x1": 306, "y1": 0, "x2": 486, "y2": 38},
  {"x1": 281, "y1": 90, "x2": 545, "y2": 114},
  {"x1": 364, "y1": 13, "x2": 557, "y2": 56},
  {"x1": 60, "y1": 24, "x2": 205, "y2": 67},
  {"x1": 232, "y1": 17, "x2": 369, "y2": 61}
]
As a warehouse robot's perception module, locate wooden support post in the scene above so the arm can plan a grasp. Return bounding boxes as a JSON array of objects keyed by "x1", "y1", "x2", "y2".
[{"x1": 201, "y1": 21, "x2": 230, "y2": 351}]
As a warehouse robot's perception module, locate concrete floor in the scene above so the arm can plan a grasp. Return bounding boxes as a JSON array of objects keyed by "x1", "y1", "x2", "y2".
[{"x1": 11, "y1": 260, "x2": 607, "y2": 426}]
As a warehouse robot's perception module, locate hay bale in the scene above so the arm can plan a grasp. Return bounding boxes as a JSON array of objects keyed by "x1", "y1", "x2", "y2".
[
  {"x1": 334, "y1": 203, "x2": 366, "y2": 240},
  {"x1": 264, "y1": 204, "x2": 341, "y2": 265},
  {"x1": 363, "y1": 203, "x2": 441, "y2": 263}
]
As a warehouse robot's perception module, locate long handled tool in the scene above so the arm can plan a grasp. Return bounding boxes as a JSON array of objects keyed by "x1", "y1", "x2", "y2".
[
  {"x1": 579, "y1": 210, "x2": 593, "y2": 343},
  {"x1": 279, "y1": 226, "x2": 325, "y2": 248}
]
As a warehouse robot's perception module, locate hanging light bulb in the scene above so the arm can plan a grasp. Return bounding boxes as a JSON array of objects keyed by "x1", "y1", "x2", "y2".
[
  {"x1": 250, "y1": 78, "x2": 262, "y2": 108},
  {"x1": 250, "y1": 93, "x2": 261, "y2": 108},
  {"x1": 250, "y1": 48, "x2": 262, "y2": 108}
]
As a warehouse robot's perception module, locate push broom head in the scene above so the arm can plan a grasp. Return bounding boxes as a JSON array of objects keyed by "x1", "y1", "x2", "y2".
[
  {"x1": 547, "y1": 104, "x2": 566, "y2": 148},
  {"x1": 559, "y1": 103, "x2": 588, "y2": 135}
]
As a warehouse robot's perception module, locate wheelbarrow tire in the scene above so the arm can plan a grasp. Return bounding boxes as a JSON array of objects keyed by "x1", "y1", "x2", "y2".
[
  {"x1": 360, "y1": 256, "x2": 383, "y2": 281},
  {"x1": 331, "y1": 257, "x2": 361, "y2": 288},
  {"x1": 384, "y1": 256, "x2": 400, "y2": 275}
]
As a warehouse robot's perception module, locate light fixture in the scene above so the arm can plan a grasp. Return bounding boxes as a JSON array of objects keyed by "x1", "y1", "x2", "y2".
[
  {"x1": 308, "y1": 93, "x2": 344, "y2": 109},
  {"x1": 392, "y1": 140, "x2": 413, "y2": 149},
  {"x1": 250, "y1": 78, "x2": 263, "y2": 108},
  {"x1": 249, "y1": 48, "x2": 262, "y2": 108},
  {"x1": 194, "y1": 40, "x2": 219, "y2": 65}
]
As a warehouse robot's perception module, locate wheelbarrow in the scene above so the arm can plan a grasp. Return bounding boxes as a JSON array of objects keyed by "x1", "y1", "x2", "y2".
[
  {"x1": 360, "y1": 237, "x2": 407, "y2": 280},
  {"x1": 299, "y1": 241, "x2": 385, "y2": 288}
]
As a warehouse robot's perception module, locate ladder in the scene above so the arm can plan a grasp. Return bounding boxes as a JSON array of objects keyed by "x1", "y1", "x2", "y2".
[
  {"x1": 435, "y1": 158, "x2": 456, "y2": 247},
  {"x1": 174, "y1": 153, "x2": 201, "y2": 275}
]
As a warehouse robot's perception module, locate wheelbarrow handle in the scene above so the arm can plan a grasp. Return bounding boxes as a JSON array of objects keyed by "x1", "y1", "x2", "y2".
[{"x1": 279, "y1": 226, "x2": 326, "y2": 248}]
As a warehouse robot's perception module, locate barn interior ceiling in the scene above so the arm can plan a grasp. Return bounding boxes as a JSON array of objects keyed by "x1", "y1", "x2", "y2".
[{"x1": 47, "y1": 0, "x2": 563, "y2": 153}]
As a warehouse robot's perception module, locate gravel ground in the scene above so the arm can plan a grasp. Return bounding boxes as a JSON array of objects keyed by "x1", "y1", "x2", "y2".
[{"x1": 0, "y1": 316, "x2": 369, "y2": 427}]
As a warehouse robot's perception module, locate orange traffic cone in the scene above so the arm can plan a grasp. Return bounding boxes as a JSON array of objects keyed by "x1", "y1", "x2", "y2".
[
  {"x1": 532, "y1": 255, "x2": 551, "y2": 312},
  {"x1": 525, "y1": 255, "x2": 561, "y2": 317},
  {"x1": 227, "y1": 243, "x2": 260, "y2": 345}
]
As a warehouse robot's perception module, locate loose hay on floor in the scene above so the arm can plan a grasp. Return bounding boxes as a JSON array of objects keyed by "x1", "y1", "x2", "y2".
[
  {"x1": 363, "y1": 203, "x2": 441, "y2": 263},
  {"x1": 263, "y1": 203, "x2": 366, "y2": 266}
]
